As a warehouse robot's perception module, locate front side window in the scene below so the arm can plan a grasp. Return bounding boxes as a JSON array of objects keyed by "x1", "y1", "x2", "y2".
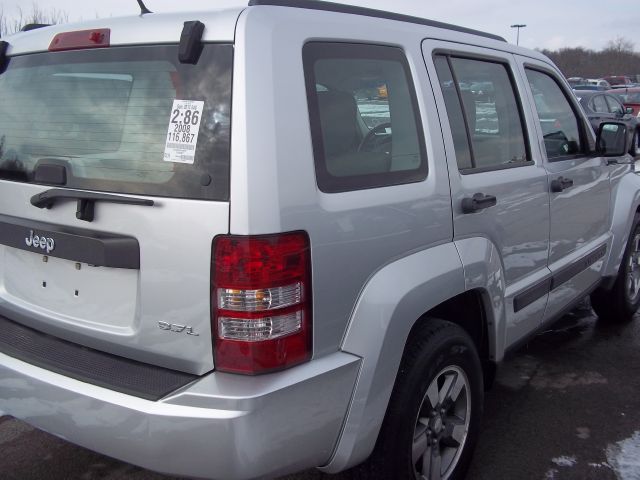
[
  {"x1": 525, "y1": 68, "x2": 583, "y2": 160},
  {"x1": 0, "y1": 45, "x2": 233, "y2": 200},
  {"x1": 434, "y1": 55, "x2": 529, "y2": 172},
  {"x1": 303, "y1": 42, "x2": 427, "y2": 193}
]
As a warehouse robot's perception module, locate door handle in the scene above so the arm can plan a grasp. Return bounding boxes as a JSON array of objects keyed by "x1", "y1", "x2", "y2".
[
  {"x1": 550, "y1": 176, "x2": 574, "y2": 193},
  {"x1": 461, "y1": 193, "x2": 497, "y2": 213}
]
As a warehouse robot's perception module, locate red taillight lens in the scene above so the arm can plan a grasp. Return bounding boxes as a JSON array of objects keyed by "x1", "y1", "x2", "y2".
[
  {"x1": 49, "y1": 29, "x2": 110, "y2": 51},
  {"x1": 212, "y1": 232, "x2": 312, "y2": 375}
]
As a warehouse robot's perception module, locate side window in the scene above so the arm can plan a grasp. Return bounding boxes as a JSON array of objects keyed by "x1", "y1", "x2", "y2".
[
  {"x1": 591, "y1": 95, "x2": 608, "y2": 113},
  {"x1": 433, "y1": 54, "x2": 529, "y2": 172},
  {"x1": 525, "y1": 69, "x2": 583, "y2": 159},
  {"x1": 605, "y1": 95, "x2": 623, "y2": 114},
  {"x1": 303, "y1": 42, "x2": 427, "y2": 193}
]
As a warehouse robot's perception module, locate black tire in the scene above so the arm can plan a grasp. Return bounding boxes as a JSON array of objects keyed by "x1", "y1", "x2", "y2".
[
  {"x1": 356, "y1": 319, "x2": 483, "y2": 480},
  {"x1": 591, "y1": 214, "x2": 640, "y2": 323}
]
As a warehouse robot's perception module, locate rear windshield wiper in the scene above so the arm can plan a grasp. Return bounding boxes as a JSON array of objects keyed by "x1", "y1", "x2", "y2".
[{"x1": 31, "y1": 188, "x2": 154, "y2": 222}]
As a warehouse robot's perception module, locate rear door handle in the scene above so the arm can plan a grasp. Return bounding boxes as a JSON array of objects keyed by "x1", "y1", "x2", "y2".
[
  {"x1": 550, "y1": 176, "x2": 574, "y2": 193},
  {"x1": 461, "y1": 193, "x2": 497, "y2": 213}
]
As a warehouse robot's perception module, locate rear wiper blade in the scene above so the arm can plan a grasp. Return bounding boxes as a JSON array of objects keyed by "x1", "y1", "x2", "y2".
[{"x1": 31, "y1": 188, "x2": 154, "y2": 222}]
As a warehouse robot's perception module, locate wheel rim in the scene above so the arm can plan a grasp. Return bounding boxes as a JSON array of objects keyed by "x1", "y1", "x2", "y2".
[
  {"x1": 626, "y1": 233, "x2": 640, "y2": 303},
  {"x1": 412, "y1": 366, "x2": 471, "y2": 480}
]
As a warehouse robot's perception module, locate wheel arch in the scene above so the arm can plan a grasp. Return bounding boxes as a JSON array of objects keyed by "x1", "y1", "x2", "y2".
[
  {"x1": 604, "y1": 172, "x2": 640, "y2": 280},
  {"x1": 322, "y1": 239, "x2": 504, "y2": 472}
]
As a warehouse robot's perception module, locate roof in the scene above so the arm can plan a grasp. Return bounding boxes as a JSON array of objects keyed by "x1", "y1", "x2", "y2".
[
  {"x1": 248, "y1": 0, "x2": 506, "y2": 42},
  {"x1": 2, "y1": 8, "x2": 244, "y2": 55}
]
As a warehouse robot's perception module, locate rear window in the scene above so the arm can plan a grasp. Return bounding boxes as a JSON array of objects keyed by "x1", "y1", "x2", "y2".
[{"x1": 0, "y1": 44, "x2": 232, "y2": 201}]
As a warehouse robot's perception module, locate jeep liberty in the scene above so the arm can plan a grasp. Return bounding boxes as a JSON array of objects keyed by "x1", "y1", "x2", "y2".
[{"x1": 0, "y1": 1, "x2": 638, "y2": 479}]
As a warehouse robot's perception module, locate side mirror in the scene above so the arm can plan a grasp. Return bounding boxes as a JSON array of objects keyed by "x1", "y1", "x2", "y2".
[{"x1": 596, "y1": 122, "x2": 628, "y2": 157}]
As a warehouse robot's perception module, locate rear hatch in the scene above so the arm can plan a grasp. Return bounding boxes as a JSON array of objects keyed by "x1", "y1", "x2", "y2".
[{"x1": 0, "y1": 35, "x2": 233, "y2": 374}]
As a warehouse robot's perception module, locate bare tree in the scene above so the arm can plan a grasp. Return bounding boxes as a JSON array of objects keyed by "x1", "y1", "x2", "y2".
[
  {"x1": 605, "y1": 37, "x2": 635, "y2": 54},
  {"x1": 542, "y1": 37, "x2": 640, "y2": 80},
  {"x1": 0, "y1": 2, "x2": 68, "y2": 38}
]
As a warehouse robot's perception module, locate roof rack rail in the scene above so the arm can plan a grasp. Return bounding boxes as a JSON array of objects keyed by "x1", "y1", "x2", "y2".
[
  {"x1": 21, "y1": 23, "x2": 51, "y2": 32},
  {"x1": 247, "y1": 0, "x2": 506, "y2": 42}
]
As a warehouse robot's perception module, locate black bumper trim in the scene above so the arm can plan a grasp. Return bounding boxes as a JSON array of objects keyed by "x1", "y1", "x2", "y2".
[{"x1": 0, "y1": 315, "x2": 199, "y2": 401}]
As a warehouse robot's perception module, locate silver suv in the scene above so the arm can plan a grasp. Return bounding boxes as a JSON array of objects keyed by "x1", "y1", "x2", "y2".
[{"x1": 0, "y1": 2, "x2": 638, "y2": 479}]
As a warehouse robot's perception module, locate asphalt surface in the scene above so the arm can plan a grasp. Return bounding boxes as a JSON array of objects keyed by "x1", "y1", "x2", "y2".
[{"x1": 2, "y1": 304, "x2": 640, "y2": 480}]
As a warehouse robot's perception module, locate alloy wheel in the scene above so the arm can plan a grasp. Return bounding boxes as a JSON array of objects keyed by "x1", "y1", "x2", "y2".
[
  {"x1": 626, "y1": 233, "x2": 640, "y2": 303},
  {"x1": 412, "y1": 366, "x2": 471, "y2": 480}
]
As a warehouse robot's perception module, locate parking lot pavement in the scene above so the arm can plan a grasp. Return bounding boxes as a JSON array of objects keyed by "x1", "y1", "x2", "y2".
[{"x1": 2, "y1": 306, "x2": 640, "y2": 480}]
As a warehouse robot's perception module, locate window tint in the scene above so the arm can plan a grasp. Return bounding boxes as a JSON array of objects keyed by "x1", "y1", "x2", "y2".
[
  {"x1": 433, "y1": 56, "x2": 472, "y2": 169},
  {"x1": 303, "y1": 43, "x2": 427, "y2": 192},
  {"x1": 434, "y1": 55, "x2": 529, "y2": 171},
  {"x1": 526, "y1": 69, "x2": 583, "y2": 159},
  {"x1": 0, "y1": 45, "x2": 233, "y2": 200},
  {"x1": 591, "y1": 95, "x2": 608, "y2": 113}
]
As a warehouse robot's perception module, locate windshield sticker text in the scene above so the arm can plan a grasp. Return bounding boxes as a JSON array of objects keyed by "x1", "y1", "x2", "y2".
[{"x1": 163, "y1": 99, "x2": 204, "y2": 164}]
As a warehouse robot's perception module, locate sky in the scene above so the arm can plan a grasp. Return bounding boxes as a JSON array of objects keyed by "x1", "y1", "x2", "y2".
[{"x1": 1, "y1": 0, "x2": 638, "y2": 51}]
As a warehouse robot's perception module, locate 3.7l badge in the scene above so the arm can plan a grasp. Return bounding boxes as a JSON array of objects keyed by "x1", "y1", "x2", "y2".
[{"x1": 158, "y1": 321, "x2": 199, "y2": 336}]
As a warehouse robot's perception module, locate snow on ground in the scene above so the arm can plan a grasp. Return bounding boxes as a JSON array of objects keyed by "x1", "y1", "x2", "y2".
[
  {"x1": 606, "y1": 431, "x2": 640, "y2": 480},
  {"x1": 551, "y1": 456, "x2": 577, "y2": 467}
]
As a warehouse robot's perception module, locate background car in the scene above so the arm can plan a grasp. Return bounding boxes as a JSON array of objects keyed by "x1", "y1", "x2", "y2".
[
  {"x1": 574, "y1": 90, "x2": 640, "y2": 155},
  {"x1": 608, "y1": 86, "x2": 640, "y2": 116},
  {"x1": 604, "y1": 75, "x2": 634, "y2": 87},
  {"x1": 567, "y1": 76, "x2": 586, "y2": 87}
]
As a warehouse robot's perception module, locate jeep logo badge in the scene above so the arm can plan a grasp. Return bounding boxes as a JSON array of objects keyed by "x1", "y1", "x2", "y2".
[{"x1": 25, "y1": 230, "x2": 56, "y2": 254}]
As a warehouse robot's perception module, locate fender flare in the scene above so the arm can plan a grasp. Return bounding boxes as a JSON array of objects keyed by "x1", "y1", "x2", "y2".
[
  {"x1": 604, "y1": 171, "x2": 640, "y2": 279},
  {"x1": 321, "y1": 240, "x2": 507, "y2": 472},
  {"x1": 322, "y1": 239, "x2": 507, "y2": 472}
]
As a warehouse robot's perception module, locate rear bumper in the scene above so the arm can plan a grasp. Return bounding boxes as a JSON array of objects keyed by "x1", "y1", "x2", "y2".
[{"x1": 0, "y1": 350, "x2": 360, "y2": 479}]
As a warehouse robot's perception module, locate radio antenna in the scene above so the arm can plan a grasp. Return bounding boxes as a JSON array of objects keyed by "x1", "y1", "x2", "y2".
[{"x1": 136, "y1": 0, "x2": 153, "y2": 15}]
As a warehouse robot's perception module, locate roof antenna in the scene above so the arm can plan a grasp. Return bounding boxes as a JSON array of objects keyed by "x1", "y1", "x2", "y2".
[{"x1": 136, "y1": 0, "x2": 153, "y2": 15}]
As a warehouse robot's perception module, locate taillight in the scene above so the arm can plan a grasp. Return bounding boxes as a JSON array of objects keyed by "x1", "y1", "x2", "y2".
[
  {"x1": 49, "y1": 29, "x2": 110, "y2": 51},
  {"x1": 212, "y1": 232, "x2": 312, "y2": 374}
]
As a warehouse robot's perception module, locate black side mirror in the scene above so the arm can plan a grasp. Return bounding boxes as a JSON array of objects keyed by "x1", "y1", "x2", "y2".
[{"x1": 596, "y1": 122, "x2": 628, "y2": 157}]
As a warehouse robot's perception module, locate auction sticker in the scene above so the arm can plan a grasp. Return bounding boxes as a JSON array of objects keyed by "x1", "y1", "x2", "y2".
[{"x1": 163, "y1": 100, "x2": 204, "y2": 164}]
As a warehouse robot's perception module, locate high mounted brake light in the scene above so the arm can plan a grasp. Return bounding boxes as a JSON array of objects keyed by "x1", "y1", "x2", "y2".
[
  {"x1": 212, "y1": 232, "x2": 312, "y2": 375},
  {"x1": 49, "y1": 29, "x2": 110, "y2": 52}
]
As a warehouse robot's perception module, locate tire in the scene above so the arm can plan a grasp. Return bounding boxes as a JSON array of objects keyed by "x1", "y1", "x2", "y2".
[
  {"x1": 591, "y1": 214, "x2": 640, "y2": 323},
  {"x1": 356, "y1": 319, "x2": 483, "y2": 480}
]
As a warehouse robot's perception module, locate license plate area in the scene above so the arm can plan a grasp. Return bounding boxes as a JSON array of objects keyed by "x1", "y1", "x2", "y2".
[{"x1": 0, "y1": 246, "x2": 138, "y2": 332}]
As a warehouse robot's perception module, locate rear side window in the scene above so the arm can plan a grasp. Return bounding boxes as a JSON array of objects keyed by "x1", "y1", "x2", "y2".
[
  {"x1": 433, "y1": 54, "x2": 530, "y2": 172},
  {"x1": 525, "y1": 69, "x2": 583, "y2": 160},
  {"x1": 604, "y1": 95, "x2": 623, "y2": 114},
  {"x1": 0, "y1": 45, "x2": 232, "y2": 201},
  {"x1": 303, "y1": 42, "x2": 427, "y2": 193},
  {"x1": 591, "y1": 95, "x2": 608, "y2": 113}
]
